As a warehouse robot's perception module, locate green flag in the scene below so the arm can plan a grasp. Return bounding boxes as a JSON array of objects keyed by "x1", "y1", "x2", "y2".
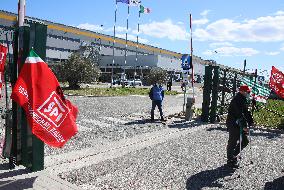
[{"x1": 242, "y1": 77, "x2": 270, "y2": 103}]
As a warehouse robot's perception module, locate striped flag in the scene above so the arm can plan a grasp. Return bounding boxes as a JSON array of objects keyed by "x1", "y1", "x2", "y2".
[
  {"x1": 116, "y1": 0, "x2": 129, "y2": 4},
  {"x1": 139, "y1": 5, "x2": 151, "y2": 14},
  {"x1": 129, "y1": 0, "x2": 141, "y2": 6},
  {"x1": 242, "y1": 77, "x2": 270, "y2": 103}
]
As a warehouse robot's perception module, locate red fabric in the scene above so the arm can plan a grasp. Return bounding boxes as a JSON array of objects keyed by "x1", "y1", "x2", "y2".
[
  {"x1": 239, "y1": 84, "x2": 251, "y2": 93},
  {"x1": 0, "y1": 44, "x2": 7, "y2": 97},
  {"x1": 269, "y1": 66, "x2": 284, "y2": 99},
  {"x1": 11, "y1": 54, "x2": 78, "y2": 148}
]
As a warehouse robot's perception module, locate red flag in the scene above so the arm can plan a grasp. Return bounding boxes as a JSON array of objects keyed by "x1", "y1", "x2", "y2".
[
  {"x1": 0, "y1": 44, "x2": 7, "y2": 96},
  {"x1": 269, "y1": 66, "x2": 284, "y2": 99},
  {"x1": 11, "y1": 50, "x2": 78, "y2": 148}
]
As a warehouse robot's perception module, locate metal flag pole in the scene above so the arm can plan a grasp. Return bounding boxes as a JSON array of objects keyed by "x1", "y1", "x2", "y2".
[
  {"x1": 111, "y1": 0, "x2": 118, "y2": 88},
  {"x1": 134, "y1": 9, "x2": 141, "y2": 87},
  {"x1": 123, "y1": 4, "x2": 130, "y2": 87},
  {"x1": 190, "y1": 13, "x2": 195, "y2": 99}
]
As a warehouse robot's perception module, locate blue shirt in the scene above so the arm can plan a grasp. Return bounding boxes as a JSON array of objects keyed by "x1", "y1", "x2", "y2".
[{"x1": 149, "y1": 85, "x2": 164, "y2": 101}]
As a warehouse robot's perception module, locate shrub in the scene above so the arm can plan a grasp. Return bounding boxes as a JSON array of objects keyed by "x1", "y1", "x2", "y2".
[
  {"x1": 58, "y1": 45, "x2": 101, "y2": 89},
  {"x1": 145, "y1": 67, "x2": 168, "y2": 85}
]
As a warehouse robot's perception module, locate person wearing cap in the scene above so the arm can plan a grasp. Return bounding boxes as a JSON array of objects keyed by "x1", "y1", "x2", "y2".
[{"x1": 226, "y1": 84, "x2": 254, "y2": 168}]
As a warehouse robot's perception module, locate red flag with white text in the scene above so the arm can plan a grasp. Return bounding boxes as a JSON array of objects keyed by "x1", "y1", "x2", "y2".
[
  {"x1": 0, "y1": 44, "x2": 7, "y2": 97},
  {"x1": 269, "y1": 66, "x2": 284, "y2": 99},
  {"x1": 11, "y1": 50, "x2": 78, "y2": 148}
]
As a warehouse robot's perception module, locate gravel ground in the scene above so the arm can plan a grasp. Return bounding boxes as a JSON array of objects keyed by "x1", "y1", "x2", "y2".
[
  {"x1": 45, "y1": 94, "x2": 186, "y2": 156},
  {"x1": 2, "y1": 91, "x2": 283, "y2": 190},
  {"x1": 58, "y1": 124, "x2": 284, "y2": 190}
]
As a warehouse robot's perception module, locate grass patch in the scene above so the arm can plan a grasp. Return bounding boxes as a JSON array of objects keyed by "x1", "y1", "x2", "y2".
[
  {"x1": 253, "y1": 99, "x2": 284, "y2": 129},
  {"x1": 63, "y1": 87, "x2": 181, "y2": 97}
]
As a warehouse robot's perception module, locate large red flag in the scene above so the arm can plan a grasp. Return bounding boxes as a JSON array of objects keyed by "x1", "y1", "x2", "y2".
[
  {"x1": 0, "y1": 44, "x2": 7, "y2": 96},
  {"x1": 269, "y1": 66, "x2": 284, "y2": 99},
  {"x1": 11, "y1": 50, "x2": 78, "y2": 148}
]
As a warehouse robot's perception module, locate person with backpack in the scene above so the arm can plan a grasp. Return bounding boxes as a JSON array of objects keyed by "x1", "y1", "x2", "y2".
[
  {"x1": 149, "y1": 84, "x2": 166, "y2": 122},
  {"x1": 226, "y1": 84, "x2": 254, "y2": 168}
]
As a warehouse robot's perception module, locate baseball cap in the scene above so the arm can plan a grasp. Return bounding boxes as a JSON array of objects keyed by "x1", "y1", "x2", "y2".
[{"x1": 239, "y1": 85, "x2": 251, "y2": 93}]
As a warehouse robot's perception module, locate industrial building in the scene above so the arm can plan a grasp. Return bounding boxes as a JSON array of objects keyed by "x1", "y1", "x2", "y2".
[{"x1": 0, "y1": 10, "x2": 206, "y2": 81}]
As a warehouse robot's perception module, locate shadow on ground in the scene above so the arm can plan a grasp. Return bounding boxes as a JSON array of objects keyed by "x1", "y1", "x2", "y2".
[
  {"x1": 123, "y1": 111, "x2": 205, "y2": 129},
  {"x1": 264, "y1": 176, "x2": 284, "y2": 190},
  {"x1": 186, "y1": 164, "x2": 236, "y2": 190},
  {"x1": 0, "y1": 177, "x2": 37, "y2": 189},
  {"x1": 0, "y1": 162, "x2": 30, "y2": 180},
  {"x1": 207, "y1": 124, "x2": 283, "y2": 139}
]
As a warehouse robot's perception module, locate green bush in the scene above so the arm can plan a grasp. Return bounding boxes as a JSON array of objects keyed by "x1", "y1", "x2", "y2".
[
  {"x1": 144, "y1": 68, "x2": 168, "y2": 85},
  {"x1": 253, "y1": 99, "x2": 284, "y2": 129},
  {"x1": 58, "y1": 45, "x2": 101, "y2": 89}
]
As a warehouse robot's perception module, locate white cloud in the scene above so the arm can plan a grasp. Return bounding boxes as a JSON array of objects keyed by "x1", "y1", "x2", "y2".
[
  {"x1": 209, "y1": 42, "x2": 233, "y2": 48},
  {"x1": 77, "y1": 23, "x2": 103, "y2": 32},
  {"x1": 79, "y1": 23, "x2": 131, "y2": 34},
  {"x1": 200, "y1": 10, "x2": 211, "y2": 17},
  {"x1": 195, "y1": 12, "x2": 284, "y2": 42},
  {"x1": 275, "y1": 11, "x2": 284, "y2": 16},
  {"x1": 140, "y1": 19, "x2": 190, "y2": 41},
  {"x1": 203, "y1": 46, "x2": 259, "y2": 56},
  {"x1": 265, "y1": 51, "x2": 280, "y2": 56},
  {"x1": 192, "y1": 10, "x2": 210, "y2": 26},
  {"x1": 193, "y1": 18, "x2": 209, "y2": 25}
]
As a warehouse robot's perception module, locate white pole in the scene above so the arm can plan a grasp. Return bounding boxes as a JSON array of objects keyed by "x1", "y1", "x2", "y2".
[
  {"x1": 134, "y1": 11, "x2": 141, "y2": 87},
  {"x1": 190, "y1": 13, "x2": 195, "y2": 99},
  {"x1": 18, "y1": 0, "x2": 25, "y2": 27},
  {"x1": 112, "y1": 0, "x2": 118, "y2": 88}
]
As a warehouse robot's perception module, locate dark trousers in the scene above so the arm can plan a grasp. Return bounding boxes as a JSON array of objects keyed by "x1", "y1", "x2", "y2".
[
  {"x1": 151, "y1": 100, "x2": 164, "y2": 120},
  {"x1": 167, "y1": 85, "x2": 171, "y2": 91},
  {"x1": 227, "y1": 126, "x2": 249, "y2": 161}
]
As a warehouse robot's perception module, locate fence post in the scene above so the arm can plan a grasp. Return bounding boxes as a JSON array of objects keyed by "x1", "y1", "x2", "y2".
[
  {"x1": 31, "y1": 22, "x2": 46, "y2": 171},
  {"x1": 210, "y1": 66, "x2": 219, "y2": 123},
  {"x1": 11, "y1": 22, "x2": 46, "y2": 172},
  {"x1": 220, "y1": 69, "x2": 227, "y2": 115},
  {"x1": 201, "y1": 65, "x2": 213, "y2": 122}
]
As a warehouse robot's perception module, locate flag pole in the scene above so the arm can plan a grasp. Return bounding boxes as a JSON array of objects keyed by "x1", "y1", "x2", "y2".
[
  {"x1": 111, "y1": 0, "x2": 118, "y2": 88},
  {"x1": 123, "y1": 4, "x2": 130, "y2": 87},
  {"x1": 190, "y1": 13, "x2": 195, "y2": 99},
  {"x1": 134, "y1": 9, "x2": 141, "y2": 87}
]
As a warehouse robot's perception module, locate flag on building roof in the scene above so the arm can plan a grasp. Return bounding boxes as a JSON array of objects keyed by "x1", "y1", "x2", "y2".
[
  {"x1": 242, "y1": 77, "x2": 270, "y2": 103},
  {"x1": 129, "y1": 0, "x2": 141, "y2": 6},
  {"x1": 116, "y1": 0, "x2": 129, "y2": 4},
  {"x1": 139, "y1": 5, "x2": 151, "y2": 14},
  {"x1": 269, "y1": 66, "x2": 284, "y2": 99},
  {"x1": 11, "y1": 49, "x2": 78, "y2": 148}
]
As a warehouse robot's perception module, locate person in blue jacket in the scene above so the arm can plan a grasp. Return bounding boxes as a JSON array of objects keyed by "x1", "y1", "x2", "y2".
[{"x1": 149, "y1": 84, "x2": 166, "y2": 121}]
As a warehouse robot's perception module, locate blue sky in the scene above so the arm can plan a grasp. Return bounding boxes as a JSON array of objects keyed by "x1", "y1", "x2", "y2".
[{"x1": 1, "y1": 0, "x2": 284, "y2": 77}]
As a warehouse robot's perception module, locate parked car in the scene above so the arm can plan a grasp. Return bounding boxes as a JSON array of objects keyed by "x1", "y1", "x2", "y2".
[
  {"x1": 112, "y1": 79, "x2": 121, "y2": 85},
  {"x1": 128, "y1": 79, "x2": 142, "y2": 86}
]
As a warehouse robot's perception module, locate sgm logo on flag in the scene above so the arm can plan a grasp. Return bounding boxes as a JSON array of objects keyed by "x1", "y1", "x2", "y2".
[{"x1": 38, "y1": 91, "x2": 70, "y2": 128}]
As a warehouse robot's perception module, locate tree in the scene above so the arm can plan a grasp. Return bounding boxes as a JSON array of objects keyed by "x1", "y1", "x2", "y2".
[
  {"x1": 59, "y1": 44, "x2": 101, "y2": 89},
  {"x1": 145, "y1": 67, "x2": 168, "y2": 85}
]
